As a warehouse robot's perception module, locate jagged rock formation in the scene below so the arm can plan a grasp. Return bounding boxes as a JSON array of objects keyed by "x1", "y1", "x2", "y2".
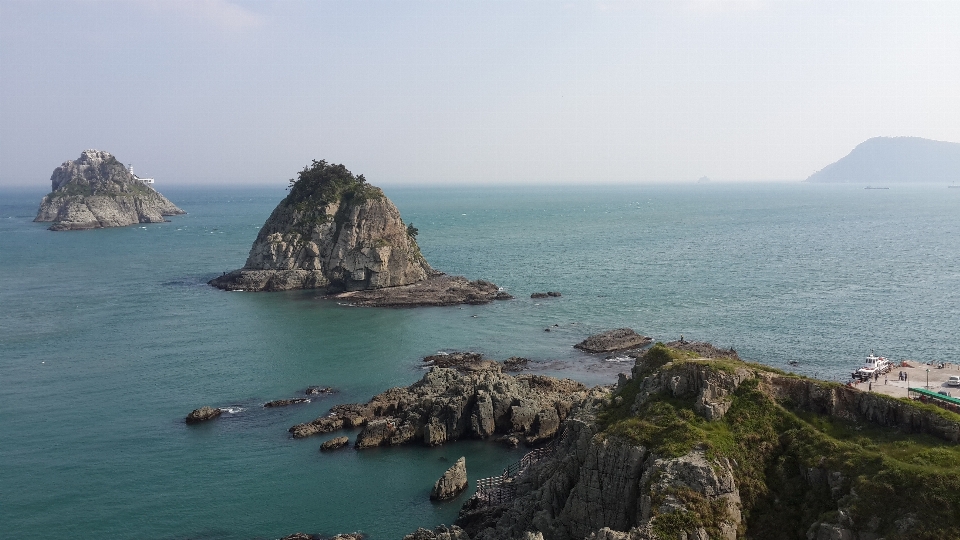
[
  {"x1": 449, "y1": 343, "x2": 960, "y2": 540},
  {"x1": 288, "y1": 363, "x2": 590, "y2": 448},
  {"x1": 209, "y1": 160, "x2": 510, "y2": 305},
  {"x1": 34, "y1": 150, "x2": 184, "y2": 230},
  {"x1": 574, "y1": 328, "x2": 652, "y2": 354},
  {"x1": 431, "y1": 457, "x2": 469, "y2": 500},
  {"x1": 805, "y1": 136, "x2": 960, "y2": 183}
]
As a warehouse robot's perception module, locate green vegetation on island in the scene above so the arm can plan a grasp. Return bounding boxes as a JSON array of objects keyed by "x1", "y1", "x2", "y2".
[{"x1": 598, "y1": 344, "x2": 960, "y2": 540}]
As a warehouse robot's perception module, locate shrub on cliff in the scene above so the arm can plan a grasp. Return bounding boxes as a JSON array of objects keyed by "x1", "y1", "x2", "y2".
[{"x1": 285, "y1": 160, "x2": 382, "y2": 212}]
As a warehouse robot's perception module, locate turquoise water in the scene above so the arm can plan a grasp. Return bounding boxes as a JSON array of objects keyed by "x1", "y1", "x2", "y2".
[{"x1": 1, "y1": 182, "x2": 958, "y2": 539}]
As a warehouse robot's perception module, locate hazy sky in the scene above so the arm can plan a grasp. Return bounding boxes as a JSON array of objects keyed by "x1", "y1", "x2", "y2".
[{"x1": 2, "y1": 0, "x2": 960, "y2": 187}]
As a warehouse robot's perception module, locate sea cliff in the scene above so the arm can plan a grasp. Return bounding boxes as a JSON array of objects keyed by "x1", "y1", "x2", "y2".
[
  {"x1": 34, "y1": 150, "x2": 184, "y2": 230},
  {"x1": 443, "y1": 343, "x2": 960, "y2": 540}
]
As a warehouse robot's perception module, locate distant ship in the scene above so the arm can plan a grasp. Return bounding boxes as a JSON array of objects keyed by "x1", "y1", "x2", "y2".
[
  {"x1": 128, "y1": 165, "x2": 154, "y2": 184},
  {"x1": 864, "y1": 186, "x2": 889, "y2": 190}
]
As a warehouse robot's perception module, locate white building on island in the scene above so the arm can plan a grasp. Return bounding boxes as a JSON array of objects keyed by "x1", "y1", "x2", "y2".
[{"x1": 128, "y1": 165, "x2": 154, "y2": 184}]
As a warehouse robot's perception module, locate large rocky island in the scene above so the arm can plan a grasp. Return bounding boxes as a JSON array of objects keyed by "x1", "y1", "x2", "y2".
[
  {"x1": 34, "y1": 150, "x2": 184, "y2": 231},
  {"x1": 210, "y1": 160, "x2": 510, "y2": 306},
  {"x1": 805, "y1": 136, "x2": 960, "y2": 184}
]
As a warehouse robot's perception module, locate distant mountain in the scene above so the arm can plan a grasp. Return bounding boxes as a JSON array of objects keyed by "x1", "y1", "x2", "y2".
[{"x1": 805, "y1": 137, "x2": 960, "y2": 183}]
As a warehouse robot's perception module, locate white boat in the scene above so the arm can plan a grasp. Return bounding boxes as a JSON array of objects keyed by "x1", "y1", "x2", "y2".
[{"x1": 854, "y1": 353, "x2": 891, "y2": 379}]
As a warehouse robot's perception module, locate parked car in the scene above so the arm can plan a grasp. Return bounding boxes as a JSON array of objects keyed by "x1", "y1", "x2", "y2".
[{"x1": 948, "y1": 376, "x2": 960, "y2": 387}]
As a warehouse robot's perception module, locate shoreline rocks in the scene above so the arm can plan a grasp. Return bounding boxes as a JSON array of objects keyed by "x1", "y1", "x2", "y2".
[
  {"x1": 289, "y1": 364, "x2": 592, "y2": 447},
  {"x1": 34, "y1": 150, "x2": 184, "y2": 231},
  {"x1": 431, "y1": 457, "x2": 468, "y2": 501},
  {"x1": 573, "y1": 328, "x2": 652, "y2": 353},
  {"x1": 185, "y1": 406, "x2": 222, "y2": 424}
]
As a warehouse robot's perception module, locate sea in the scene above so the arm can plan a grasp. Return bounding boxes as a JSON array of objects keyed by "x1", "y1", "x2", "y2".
[{"x1": 1, "y1": 182, "x2": 958, "y2": 539}]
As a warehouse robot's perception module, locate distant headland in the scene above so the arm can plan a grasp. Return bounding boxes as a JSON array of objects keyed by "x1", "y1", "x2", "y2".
[
  {"x1": 805, "y1": 136, "x2": 960, "y2": 183},
  {"x1": 34, "y1": 150, "x2": 184, "y2": 231},
  {"x1": 209, "y1": 159, "x2": 512, "y2": 306}
]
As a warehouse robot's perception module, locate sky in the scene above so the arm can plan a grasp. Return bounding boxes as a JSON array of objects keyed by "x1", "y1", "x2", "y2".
[{"x1": 2, "y1": 0, "x2": 960, "y2": 188}]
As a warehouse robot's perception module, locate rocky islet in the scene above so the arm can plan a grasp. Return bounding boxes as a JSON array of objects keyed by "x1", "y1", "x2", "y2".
[
  {"x1": 209, "y1": 160, "x2": 510, "y2": 306},
  {"x1": 34, "y1": 150, "x2": 184, "y2": 231}
]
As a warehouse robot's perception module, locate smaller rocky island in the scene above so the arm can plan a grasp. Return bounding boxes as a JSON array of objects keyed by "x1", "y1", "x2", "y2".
[
  {"x1": 209, "y1": 160, "x2": 510, "y2": 306},
  {"x1": 34, "y1": 150, "x2": 184, "y2": 231}
]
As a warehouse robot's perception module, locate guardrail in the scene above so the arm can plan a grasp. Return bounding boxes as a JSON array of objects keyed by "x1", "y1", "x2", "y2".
[{"x1": 473, "y1": 430, "x2": 566, "y2": 506}]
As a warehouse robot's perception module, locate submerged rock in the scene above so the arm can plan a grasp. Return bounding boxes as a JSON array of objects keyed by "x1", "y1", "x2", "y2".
[
  {"x1": 574, "y1": 328, "x2": 652, "y2": 353},
  {"x1": 34, "y1": 150, "x2": 184, "y2": 231},
  {"x1": 185, "y1": 406, "x2": 222, "y2": 424},
  {"x1": 431, "y1": 457, "x2": 468, "y2": 500}
]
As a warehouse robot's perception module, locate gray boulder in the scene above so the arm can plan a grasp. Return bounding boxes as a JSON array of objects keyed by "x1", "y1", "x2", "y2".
[{"x1": 431, "y1": 457, "x2": 468, "y2": 501}]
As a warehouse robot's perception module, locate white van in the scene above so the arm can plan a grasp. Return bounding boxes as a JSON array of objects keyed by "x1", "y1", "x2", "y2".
[{"x1": 947, "y1": 376, "x2": 960, "y2": 387}]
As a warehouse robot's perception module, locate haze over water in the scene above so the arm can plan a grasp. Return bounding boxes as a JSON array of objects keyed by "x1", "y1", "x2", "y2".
[{"x1": 1, "y1": 182, "x2": 958, "y2": 539}]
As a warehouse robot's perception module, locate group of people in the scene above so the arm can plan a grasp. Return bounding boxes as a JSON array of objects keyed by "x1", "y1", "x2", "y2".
[{"x1": 897, "y1": 370, "x2": 909, "y2": 382}]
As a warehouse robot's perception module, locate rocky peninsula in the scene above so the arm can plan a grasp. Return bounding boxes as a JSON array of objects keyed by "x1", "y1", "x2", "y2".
[
  {"x1": 34, "y1": 150, "x2": 184, "y2": 230},
  {"x1": 210, "y1": 160, "x2": 510, "y2": 306},
  {"x1": 300, "y1": 340, "x2": 960, "y2": 540}
]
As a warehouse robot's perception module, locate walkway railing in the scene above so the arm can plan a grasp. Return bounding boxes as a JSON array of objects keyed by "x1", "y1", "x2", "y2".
[{"x1": 474, "y1": 430, "x2": 566, "y2": 506}]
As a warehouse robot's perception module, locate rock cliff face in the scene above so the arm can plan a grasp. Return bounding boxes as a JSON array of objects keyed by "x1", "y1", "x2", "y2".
[
  {"x1": 449, "y1": 343, "x2": 960, "y2": 540},
  {"x1": 209, "y1": 160, "x2": 510, "y2": 305},
  {"x1": 34, "y1": 150, "x2": 184, "y2": 231}
]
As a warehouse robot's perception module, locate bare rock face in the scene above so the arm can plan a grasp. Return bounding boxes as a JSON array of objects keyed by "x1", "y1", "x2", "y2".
[
  {"x1": 574, "y1": 328, "x2": 652, "y2": 353},
  {"x1": 431, "y1": 457, "x2": 469, "y2": 500},
  {"x1": 34, "y1": 150, "x2": 184, "y2": 231},
  {"x1": 209, "y1": 160, "x2": 431, "y2": 292}
]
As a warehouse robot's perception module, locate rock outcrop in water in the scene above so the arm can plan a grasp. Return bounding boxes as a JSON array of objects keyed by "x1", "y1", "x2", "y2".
[
  {"x1": 573, "y1": 328, "x2": 652, "y2": 353},
  {"x1": 209, "y1": 160, "x2": 510, "y2": 306},
  {"x1": 34, "y1": 150, "x2": 184, "y2": 231},
  {"x1": 289, "y1": 362, "x2": 591, "y2": 447},
  {"x1": 431, "y1": 457, "x2": 469, "y2": 501},
  {"x1": 185, "y1": 406, "x2": 221, "y2": 424}
]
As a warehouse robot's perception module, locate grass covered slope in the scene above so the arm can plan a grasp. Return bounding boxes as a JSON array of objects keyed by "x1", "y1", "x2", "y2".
[{"x1": 599, "y1": 344, "x2": 960, "y2": 540}]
